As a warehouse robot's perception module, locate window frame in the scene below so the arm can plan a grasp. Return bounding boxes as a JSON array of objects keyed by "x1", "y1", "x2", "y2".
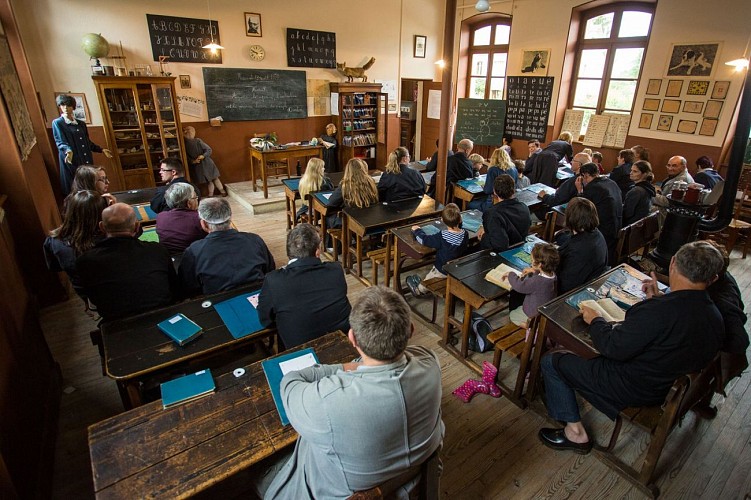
[{"x1": 465, "y1": 19, "x2": 512, "y2": 100}]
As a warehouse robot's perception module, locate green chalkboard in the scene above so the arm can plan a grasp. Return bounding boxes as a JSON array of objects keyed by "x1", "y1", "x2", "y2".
[
  {"x1": 454, "y1": 98, "x2": 506, "y2": 146},
  {"x1": 203, "y1": 68, "x2": 308, "y2": 121}
]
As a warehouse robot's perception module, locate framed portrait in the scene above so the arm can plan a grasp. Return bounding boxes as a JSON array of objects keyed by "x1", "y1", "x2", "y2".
[
  {"x1": 683, "y1": 101, "x2": 703, "y2": 114},
  {"x1": 665, "y1": 80, "x2": 683, "y2": 97},
  {"x1": 661, "y1": 99, "x2": 681, "y2": 113},
  {"x1": 666, "y1": 42, "x2": 721, "y2": 77},
  {"x1": 179, "y1": 75, "x2": 191, "y2": 89},
  {"x1": 711, "y1": 80, "x2": 730, "y2": 99},
  {"x1": 704, "y1": 100, "x2": 723, "y2": 119},
  {"x1": 520, "y1": 49, "x2": 550, "y2": 76},
  {"x1": 638, "y1": 113, "x2": 653, "y2": 129},
  {"x1": 54, "y1": 92, "x2": 91, "y2": 124},
  {"x1": 643, "y1": 98, "x2": 660, "y2": 111},
  {"x1": 657, "y1": 114, "x2": 673, "y2": 131},
  {"x1": 645, "y1": 79, "x2": 662, "y2": 95},
  {"x1": 676, "y1": 120, "x2": 698, "y2": 134},
  {"x1": 699, "y1": 118, "x2": 718, "y2": 136},
  {"x1": 414, "y1": 35, "x2": 426, "y2": 58},
  {"x1": 245, "y1": 12, "x2": 262, "y2": 37}
]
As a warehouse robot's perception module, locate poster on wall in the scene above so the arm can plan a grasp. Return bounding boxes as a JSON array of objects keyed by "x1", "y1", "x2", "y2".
[
  {"x1": 146, "y1": 14, "x2": 222, "y2": 64},
  {"x1": 286, "y1": 28, "x2": 336, "y2": 68},
  {"x1": 505, "y1": 76, "x2": 554, "y2": 141},
  {"x1": 665, "y1": 42, "x2": 721, "y2": 77}
]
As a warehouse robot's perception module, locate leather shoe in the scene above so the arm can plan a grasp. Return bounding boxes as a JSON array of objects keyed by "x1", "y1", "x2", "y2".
[{"x1": 538, "y1": 428, "x2": 592, "y2": 454}]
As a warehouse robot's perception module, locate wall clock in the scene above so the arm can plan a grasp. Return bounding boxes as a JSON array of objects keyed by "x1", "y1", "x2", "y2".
[{"x1": 249, "y1": 45, "x2": 266, "y2": 61}]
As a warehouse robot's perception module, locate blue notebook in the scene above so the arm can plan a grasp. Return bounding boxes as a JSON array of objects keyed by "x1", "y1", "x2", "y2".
[
  {"x1": 157, "y1": 313, "x2": 202, "y2": 346},
  {"x1": 134, "y1": 204, "x2": 157, "y2": 221},
  {"x1": 462, "y1": 210, "x2": 483, "y2": 233},
  {"x1": 213, "y1": 291, "x2": 264, "y2": 339},
  {"x1": 417, "y1": 223, "x2": 441, "y2": 236},
  {"x1": 160, "y1": 369, "x2": 215, "y2": 409},
  {"x1": 262, "y1": 348, "x2": 320, "y2": 425}
]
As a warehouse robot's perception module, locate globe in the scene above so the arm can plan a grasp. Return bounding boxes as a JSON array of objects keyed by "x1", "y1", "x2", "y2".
[{"x1": 81, "y1": 33, "x2": 110, "y2": 59}]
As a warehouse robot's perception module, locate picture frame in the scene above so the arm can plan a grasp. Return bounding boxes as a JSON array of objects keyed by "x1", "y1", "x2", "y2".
[
  {"x1": 699, "y1": 118, "x2": 718, "y2": 136},
  {"x1": 638, "y1": 113, "x2": 653, "y2": 129},
  {"x1": 645, "y1": 79, "x2": 662, "y2": 95},
  {"x1": 704, "y1": 99, "x2": 723, "y2": 119},
  {"x1": 245, "y1": 12, "x2": 262, "y2": 37},
  {"x1": 666, "y1": 42, "x2": 721, "y2": 77},
  {"x1": 687, "y1": 80, "x2": 709, "y2": 95},
  {"x1": 179, "y1": 75, "x2": 191, "y2": 89},
  {"x1": 54, "y1": 92, "x2": 91, "y2": 124},
  {"x1": 520, "y1": 49, "x2": 551, "y2": 76},
  {"x1": 683, "y1": 101, "x2": 703, "y2": 114},
  {"x1": 643, "y1": 98, "x2": 660, "y2": 111},
  {"x1": 414, "y1": 35, "x2": 426, "y2": 58},
  {"x1": 711, "y1": 80, "x2": 730, "y2": 99},
  {"x1": 665, "y1": 79, "x2": 683, "y2": 97},
  {"x1": 676, "y1": 119, "x2": 698, "y2": 134},
  {"x1": 657, "y1": 114, "x2": 673, "y2": 131},
  {"x1": 661, "y1": 99, "x2": 681, "y2": 113}
]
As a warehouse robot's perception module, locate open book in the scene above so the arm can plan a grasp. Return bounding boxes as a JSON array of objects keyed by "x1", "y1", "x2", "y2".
[
  {"x1": 484, "y1": 263, "x2": 517, "y2": 291},
  {"x1": 321, "y1": 140, "x2": 335, "y2": 149},
  {"x1": 579, "y1": 298, "x2": 626, "y2": 323}
]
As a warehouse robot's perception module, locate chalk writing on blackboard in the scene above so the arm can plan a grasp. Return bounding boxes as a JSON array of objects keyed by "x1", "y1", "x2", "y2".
[
  {"x1": 505, "y1": 76, "x2": 554, "y2": 141},
  {"x1": 203, "y1": 68, "x2": 308, "y2": 121},
  {"x1": 454, "y1": 98, "x2": 506, "y2": 146},
  {"x1": 286, "y1": 28, "x2": 336, "y2": 68},
  {"x1": 146, "y1": 14, "x2": 222, "y2": 64}
]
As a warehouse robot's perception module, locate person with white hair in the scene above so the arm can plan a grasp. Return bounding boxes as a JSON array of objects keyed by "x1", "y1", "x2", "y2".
[{"x1": 155, "y1": 182, "x2": 206, "y2": 254}]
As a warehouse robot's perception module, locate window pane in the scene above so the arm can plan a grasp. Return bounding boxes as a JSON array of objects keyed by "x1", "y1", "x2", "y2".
[
  {"x1": 618, "y1": 11, "x2": 652, "y2": 37},
  {"x1": 491, "y1": 53, "x2": 507, "y2": 76},
  {"x1": 605, "y1": 80, "x2": 637, "y2": 110},
  {"x1": 573, "y1": 79, "x2": 602, "y2": 108},
  {"x1": 473, "y1": 26, "x2": 491, "y2": 46},
  {"x1": 584, "y1": 13, "x2": 613, "y2": 39},
  {"x1": 489, "y1": 78, "x2": 505, "y2": 100},
  {"x1": 611, "y1": 48, "x2": 644, "y2": 78},
  {"x1": 578, "y1": 49, "x2": 607, "y2": 78},
  {"x1": 471, "y1": 54, "x2": 489, "y2": 77},
  {"x1": 469, "y1": 78, "x2": 487, "y2": 99},
  {"x1": 495, "y1": 25, "x2": 510, "y2": 44}
]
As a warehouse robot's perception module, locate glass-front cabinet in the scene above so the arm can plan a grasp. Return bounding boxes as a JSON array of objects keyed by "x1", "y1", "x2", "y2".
[{"x1": 93, "y1": 76, "x2": 188, "y2": 190}]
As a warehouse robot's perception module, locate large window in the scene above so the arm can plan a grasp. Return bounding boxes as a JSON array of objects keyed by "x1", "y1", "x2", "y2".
[
  {"x1": 466, "y1": 20, "x2": 510, "y2": 100},
  {"x1": 570, "y1": 4, "x2": 653, "y2": 135}
]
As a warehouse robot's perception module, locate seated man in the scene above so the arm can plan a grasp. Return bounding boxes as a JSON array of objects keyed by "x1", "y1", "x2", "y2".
[
  {"x1": 654, "y1": 155, "x2": 694, "y2": 208},
  {"x1": 538, "y1": 241, "x2": 724, "y2": 453},
  {"x1": 76, "y1": 203, "x2": 179, "y2": 322},
  {"x1": 577, "y1": 162, "x2": 623, "y2": 265},
  {"x1": 609, "y1": 148, "x2": 636, "y2": 199},
  {"x1": 427, "y1": 138, "x2": 476, "y2": 198},
  {"x1": 155, "y1": 182, "x2": 205, "y2": 254},
  {"x1": 150, "y1": 157, "x2": 195, "y2": 213},
  {"x1": 424, "y1": 138, "x2": 453, "y2": 172},
  {"x1": 261, "y1": 286, "x2": 445, "y2": 499},
  {"x1": 477, "y1": 174, "x2": 531, "y2": 252},
  {"x1": 536, "y1": 151, "x2": 591, "y2": 209},
  {"x1": 257, "y1": 223, "x2": 351, "y2": 349},
  {"x1": 179, "y1": 197, "x2": 275, "y2": 295}
]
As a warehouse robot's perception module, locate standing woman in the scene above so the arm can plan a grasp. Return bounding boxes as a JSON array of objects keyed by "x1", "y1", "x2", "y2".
[
  {"x1": 52, "y1": 94, "x2": 112, "y2": 195},
  {"x1": 297, "y1": 158, "x2": 334, "y2": 220},
  {"x1": 183, "y1": 126, "x2": 226, "y2": 197},
  {"x1": 377, "y1": 147, "x2": 426, "y2": 203},
  {"x1": 320, "y1": 123, "x2": 339, "y2": 172},
  {"x1": 327, "y1": 158, "x2": 378, "y2": 229},
  {"x1": 622, "y1": 160, "x2": 656, "y2": 226}
]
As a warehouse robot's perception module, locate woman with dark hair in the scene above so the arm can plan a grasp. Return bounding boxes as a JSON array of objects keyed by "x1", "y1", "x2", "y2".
[
  {"x1": 65, "y1": 166, "x2": 116, "y2": 209},
  {"x1": 43, "y1": 190, "x2": 108, "y2": 296},
  {"x1": 622, "y1": 160, "x2": 656, "y2": 226},
  {"x1": 556, "y1": 197, "x2": 608, "y2": 293},
  {"x1": 693, "y1": 155, "x2": 723, "y2": 189},
  {"x1": 377, "y1": 147, "x2": 425, "y2": 203}
]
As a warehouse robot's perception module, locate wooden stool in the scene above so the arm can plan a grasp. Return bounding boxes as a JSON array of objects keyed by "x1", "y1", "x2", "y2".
[
  {"x1": 485, "y1": 316, "x2": 539, "y2": 408},
  {"x1": 421, "y1": 277, "x2": 447, "y2": 324},
  {"x1": 327, "y1": 228, "x2": 343, "y2": 262},
  {"x1": 366, "y1": 247, "x2": 392, "y2": 286},
  {"x1": 89, "y1": 328, "x2": 106, "y2": 376}
]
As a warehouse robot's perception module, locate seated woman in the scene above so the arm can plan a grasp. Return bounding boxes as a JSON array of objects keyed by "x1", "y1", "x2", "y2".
[
  {"x1": 44, "y1": 190, "x2": 108, "y2": 298},
  {"x1": 64, "y1": 165, "x2": 116, "y2": 210},
  {"x1": 155, "y1": 183, "x2": 206, "y2": 254},
  {"x1": 469, "y1": 148, "x2": 518, "y2": 211},
  {"x1": 377, "y1": 147, "x2": 426, "y2": 203},
  {"x1": 622, "y1": 160, "x2": 656, "y2": 226},
  {"x1": 556, "y1": 197, "x2": 609, "y2": 294},
  {"x1": 327, "y1": 158, "x2": 378, "y2": 229},
  {"x1": 297, "y1": 158, "x2": 334, "y2": 221}
]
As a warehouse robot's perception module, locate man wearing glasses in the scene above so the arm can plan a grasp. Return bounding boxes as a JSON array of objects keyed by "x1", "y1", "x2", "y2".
[
  {"x1": 654, "y1": 155, "x2": 694, "y2": 208},
  {"x1": 150, "y1": 157, "x2": 195, "y2": 213},
  {"x1": 537, "y1": 152, "x2": 592, "y2": 209}
]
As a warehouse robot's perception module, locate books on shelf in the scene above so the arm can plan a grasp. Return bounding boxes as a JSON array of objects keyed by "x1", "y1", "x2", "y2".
[
  {"x1": 160, "y1": 369, "x2": 215, "y2": 409},
  {"x1": 157, "y1": 313, "x2": 202, "y2": 346},
  {"x1": 262, "y1": 348, "x2": 320, "y2": 425},
  {"x1": 484, "y1": 263, "x2": 517, "y2": 290}
]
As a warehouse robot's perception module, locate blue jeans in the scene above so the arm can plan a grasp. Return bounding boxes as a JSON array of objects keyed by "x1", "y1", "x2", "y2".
[{"x1": 541, "y1": 353, "x2": 581, "y2": 423}]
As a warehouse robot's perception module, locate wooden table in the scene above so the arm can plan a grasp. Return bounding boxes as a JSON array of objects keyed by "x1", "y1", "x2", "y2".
[
  {"x1": 89, "y1": 331, "x2": 356, "y2": 499},
  {"x1": 101, "y1": 283, "x2": 275, "y2": 410},
  {"x1": 453, "y1": 175, "x2": 486, "y2": 209},
  {"x1": 249, "y1": 144, "x2": 323, "y2": 199},
  {"x1": 343, "y1": 196, "x2": 443, "y2": 286},
  {"x1": 112, "y1": 187, "x2": 158, "y2": 205},
  {"x1": 282, "y1": 172, "x2": 345, "y2": 230}
]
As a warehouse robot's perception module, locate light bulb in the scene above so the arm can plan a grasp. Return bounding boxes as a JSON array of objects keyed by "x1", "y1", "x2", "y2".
[{"x1": 475, "y1": 0, "x2": 491, "y2": 12}]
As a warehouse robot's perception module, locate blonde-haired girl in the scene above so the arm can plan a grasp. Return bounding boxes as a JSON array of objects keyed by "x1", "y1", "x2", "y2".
[{"x1": 297, "y1": 157, "x2": 333, "y2": 220}]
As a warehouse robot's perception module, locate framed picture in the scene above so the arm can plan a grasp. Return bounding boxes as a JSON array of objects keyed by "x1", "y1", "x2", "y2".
[
  {"x1": 677, "y1": 120, "x2": 698, "y2": 134},
  {"x1": 245, "y1": 12, "x2": 262, "y2": 37},
  {"x1": 657, "y1": 114, "x2": 673, "y2": 131},
  {"x1": 711, "y1": 80, "x2": 730, "y2": 99},
  {"x1": 665, "y1": 79, "x2": 683, "y2": 97},
  {"x1": 666, "y1": 42, "x2": 721, "y2": 77},
  {"x1": 683, "y1": 101, "x2": 703, "y2": 114},
  {"x1": 520, "y1": 49, "x2": 550, "y2": 76},
  {"x1": 179, "y1": 75, "x2": 191, "y2": 89},
  {"x1": 699, "y1": 118, "x2": 718, "y2": 136},
  {"x1": 661, "y1": 99, "x2": 681, "y2": 113},
  {"x1": 646, "y1": 79, "x2": 662, "y2": 95},
  {"x1": 638, "y1": 113, "x2": 653, "y2": 129},
  {"x1": 704, "y1": 100, "x2": 723, "y2": 119},
  {"x1": 54, "y1": 92, "x2": 91, "y2": 123},
  {"x1": 414, "y1": 35, "x2": 426, "y2": 58},
  {"x1": 643, "y1": 98, "x2": 660, "y2": 111}
]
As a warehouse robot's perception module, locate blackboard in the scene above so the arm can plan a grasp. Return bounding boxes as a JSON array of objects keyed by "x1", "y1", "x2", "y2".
[
  {"x1": 146, "y1": 14, "x2": 222, "y2": 64},
  {"x1": 286, "y1": 28, "x2": 336, "y2": 68},
  {"x1": 454, "y1": 98, "x2": 506, "y2": 146},
  {"x1": 505, "y1": 76, "x2": 554, "y2": 141},
  {"x1": 203, "y1": 68, "x2": 308, "y2": 121}
]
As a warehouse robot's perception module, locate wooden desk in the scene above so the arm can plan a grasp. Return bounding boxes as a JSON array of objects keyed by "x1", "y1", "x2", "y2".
[
  {"x1": 282, "y1": 172, "x2": 346, "y2": 230},
  {"x1": 112, "y1": 187, "x2": 158, "y2": 205},
  {"x1": 310, "y1": 191, "x2": 337, "y2": 260},
  {"x1": 248, "y1": 144, "x2": 323, "y2": 199},
  {"x1": 453, "y1": 175, "x2": 486, "y2": 209},
  {"x1": 101, "y1": 283, "x2": 275, "y2": 409},
  {"x1": 89, "y1": 331, "x2": 356, "y2": 499},
  {"x1": 343, "y1": 196, "x2": 442, "y2": 286}
]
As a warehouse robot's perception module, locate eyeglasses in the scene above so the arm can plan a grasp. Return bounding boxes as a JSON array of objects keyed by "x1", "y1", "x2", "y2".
[{"x1": 160, "y1": 168, "x2": 175, "y2": 173}]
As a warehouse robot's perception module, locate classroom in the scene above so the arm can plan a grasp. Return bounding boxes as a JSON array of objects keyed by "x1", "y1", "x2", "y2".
[{"x1": 1, "y1": 0, "x2": 750, "y2": 498}]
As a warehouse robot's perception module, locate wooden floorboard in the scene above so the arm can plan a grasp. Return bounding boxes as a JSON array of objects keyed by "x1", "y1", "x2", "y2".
[{"x1": 39, "y1": 198, "x2": 751, "y2": 499}]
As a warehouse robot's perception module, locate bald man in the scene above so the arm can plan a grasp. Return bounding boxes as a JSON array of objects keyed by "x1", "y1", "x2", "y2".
[
  {"x1": 427, "y1": 138, "x2": 477, "y2": 198},
  {"x1": 537, "y1": 151, "x2": 592, "y2": 209},
  {"x1": 77, "y1": 203, "x2": 178, "y2": 322},
  {"x1": 654, "y1": 155, "x2": 694, "y2": 208}
]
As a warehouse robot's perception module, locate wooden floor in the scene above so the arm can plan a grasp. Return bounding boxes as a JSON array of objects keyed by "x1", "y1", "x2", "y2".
[{"x1": 40, "y1": 198, "x2": 751, "y2": 499}]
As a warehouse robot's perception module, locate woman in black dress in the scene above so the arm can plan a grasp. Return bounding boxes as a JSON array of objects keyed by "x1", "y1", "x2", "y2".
[{"x1": 320, "y1": 123, "x2": 338, "y2": 172}]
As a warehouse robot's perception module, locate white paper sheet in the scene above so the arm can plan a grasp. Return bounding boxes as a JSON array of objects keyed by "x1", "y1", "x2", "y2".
[{"x1": 279, "y1": 353, "x2": 318, "y2": 375}]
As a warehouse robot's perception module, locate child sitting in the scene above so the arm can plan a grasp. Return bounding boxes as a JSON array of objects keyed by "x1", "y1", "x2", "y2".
[
  {"x1": 503, "y1": 242, "x2": 559, "y2": 327},
  {"x1": 297, "y1": 158, "x2": 334, "y2": 221},
  {"x1": 406, "y1": 203, "x2": 469, "y2": 296}
]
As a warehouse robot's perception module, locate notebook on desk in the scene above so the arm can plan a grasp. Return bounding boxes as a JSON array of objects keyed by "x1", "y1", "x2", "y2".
[
  {"x1": 461, "y1": 210, "x2": 482, "y2": 233},
  {"x1": 262, "y1": 348, "x2": 320, "y2": 425},
  {"x1": 213, "y1": 291, "x2": 264, "y2": 339},
  {"x1": 157, "y1": 313, "x2": 202, "y2": 346},
  {"x1": 160, "y1": 369, "x2": 215, "y2": 409}
]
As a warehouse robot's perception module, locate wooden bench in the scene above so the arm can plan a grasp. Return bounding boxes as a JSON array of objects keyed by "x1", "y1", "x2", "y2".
[
  {"x1": 367, "y1": 246, "x2": 392, "y2": 286},
  {"x1": 421, "y1": 277, "x2": 447, "y2": 324},
  {"x1": 348, "y1": 447, "x2": 441, "y2": 500},
  {"x1": 485, "y1": 316, "x2": 539, "y2": 408},
  {"x1": 327, "y1": 228, "x2": 343, "y2": 262}
]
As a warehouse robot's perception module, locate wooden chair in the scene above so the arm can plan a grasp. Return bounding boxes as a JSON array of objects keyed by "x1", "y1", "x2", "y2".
[
  {"x1": 367, "y1": 246, "x2": 392, "y2": 286},
  {"x1": 485, "y1": 315, "x2": 539, "y2": 408},
  {"x1": 89, "y1": 328, "x2": 106, "y2": 376},
  {"x1": 614, "y1": 211, "x2": 661, "y2": 265},
  {"x1": 347, "y1": 447, "x2": 441, "y2": 500},
  {"x1": 706, "y1": 184, "x2": 751, "y2": 258},
  {"x1": 542, "y1": 209, "x2": 566, "y2": 242},
  {"x1": 421, "y1": 277, "x2": 448, "y2": 324},
  {"x1": 593, "y1": 355, "x2": 721, "y2": 498}
]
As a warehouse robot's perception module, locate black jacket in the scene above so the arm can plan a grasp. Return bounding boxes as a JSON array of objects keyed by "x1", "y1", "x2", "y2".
[
  {"x1": 378, "y1": 165, "x2": 426, "y2": 203},
  {"x1": 428, "y1": 151, "x2": 475, "y2": 197},
  {"x1": 540, "y1": 176, "x2": 577, "y2": 208},
  {"x1": 609, "y1": 162, "x2": 634, "y2": 199},
  {"x1": 150, "y1": 177, "x2": 195, "y2": 213},
  {"x1": 582, "y1": 176, "x2": 623, "y2": 262},
  {"x1": 556, "y1": 229, "x2": 608, "y2": 293},
  {"x1": 622, "y1": 181, "x2": 656, "y2": 226},
  {"x1": 480, "y1": 198, "x2": 531, "y2": 252}
]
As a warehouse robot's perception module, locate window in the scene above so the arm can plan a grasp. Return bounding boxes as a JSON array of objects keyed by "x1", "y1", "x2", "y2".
[
  {"x1": 569, "y1": 4, "x2": 653, "y2": 136},
  {"x1": 467, "y1": 20, "x2": 511, "y2": 100}
]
